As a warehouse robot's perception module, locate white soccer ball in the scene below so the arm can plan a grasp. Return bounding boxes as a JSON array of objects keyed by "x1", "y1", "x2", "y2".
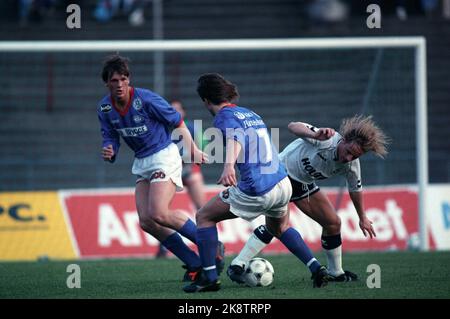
[{"x1": 243, "y1": 257, "x2": 274, "y2": 287}]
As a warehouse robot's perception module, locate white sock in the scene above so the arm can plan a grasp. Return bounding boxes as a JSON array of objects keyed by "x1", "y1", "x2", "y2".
[
  {"x1": 325, "y1": 245, "x2": 344, "y2": 277},
  {"x1": 231, "y1": 232, "x2": 268, "y2": 267}
]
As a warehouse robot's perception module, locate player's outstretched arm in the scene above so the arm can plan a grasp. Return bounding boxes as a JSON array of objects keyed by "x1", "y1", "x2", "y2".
[
  {"x1": 349, "y1": 191, "x2": 376, "y2": 238},
  {"x1": 288, "y1": 122, "x2": 334, "y2": 140},
  {"x1": 177, "y1": 121, "x2": 208, "y2": 164}
]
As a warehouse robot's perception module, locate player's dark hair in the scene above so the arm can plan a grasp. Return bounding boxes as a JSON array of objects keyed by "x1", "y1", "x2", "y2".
[
  {"x1": 101, "y1": 54, "x2": 130, "y2": 83},
  {"x1": 197, "y1": 73, "x2": 239, "y2": 105}
]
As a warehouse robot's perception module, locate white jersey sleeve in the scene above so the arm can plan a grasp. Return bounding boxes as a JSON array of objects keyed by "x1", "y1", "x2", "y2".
[
  {"x1": 346, "y1": 159, "x2": 362, "y2": 192},
  {"x1": 301, "y1": 122, "x2": 334, "y2": 149}
]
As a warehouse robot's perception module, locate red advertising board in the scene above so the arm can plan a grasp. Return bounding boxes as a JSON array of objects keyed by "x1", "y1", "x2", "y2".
[{"x1": 62, "y1": 187, "x2": 425, "y2": 259}]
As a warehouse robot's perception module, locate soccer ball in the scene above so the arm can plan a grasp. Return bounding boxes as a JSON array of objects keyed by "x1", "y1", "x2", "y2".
[{"x1": 243, "y1": 257, "x2": 274, "y2": 287}]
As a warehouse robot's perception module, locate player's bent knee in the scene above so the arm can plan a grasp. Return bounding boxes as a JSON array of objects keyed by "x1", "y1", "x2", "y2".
[
  {"x1": 151, "y1": 213, "x2": 171, "y2": 227},
  {"x1": 195, "y1": 210, "x2": 207, "y2": 226},
  {"x1": 195, "y1": 208, "x2": 215, "y2": 227},
  {"x1": 332, "y1": 214, "x2": 341, "y2": 229},
  {"x1": 139, "y1": 217, "x2": 159, "y2": 234},
  {"x1": 266, "y1": 224, "x2": 283, "y2": 239},
  {"x1": 323, "y1": 215, "x2": 341, "y2": 234},
  {"x1": 147, "y1": 204, "x2": 171, "y2": 224},
  {"x1": 139, "y1": 222, "x2": 152, "y2": 234}
]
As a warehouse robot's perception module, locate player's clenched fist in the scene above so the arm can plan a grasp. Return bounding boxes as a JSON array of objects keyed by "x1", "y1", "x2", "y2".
[
  {"x1": 102, "y1": 144, "x2": 114, "y2": 161},
  {"x1": 314, "y1": 127, "x2": 335, "y2": 140}
]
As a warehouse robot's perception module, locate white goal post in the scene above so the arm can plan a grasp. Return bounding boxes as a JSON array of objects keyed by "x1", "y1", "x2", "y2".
[{"x1": 0, "y1": 37, "x2": 429, "y2": 250}]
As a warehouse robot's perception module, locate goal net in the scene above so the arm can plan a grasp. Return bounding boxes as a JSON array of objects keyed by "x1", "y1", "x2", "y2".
[{"x1": 0, "y1": 37, "x2": 428, "y2": 251}]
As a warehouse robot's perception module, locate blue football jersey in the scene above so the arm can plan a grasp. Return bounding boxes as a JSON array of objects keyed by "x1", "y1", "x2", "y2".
[
  {"x1": 97, "y1": 87, "x2": 182, "y2": 161},
  {"x1": 214, "y1": 105, "x2": 287, "y2": 196}
]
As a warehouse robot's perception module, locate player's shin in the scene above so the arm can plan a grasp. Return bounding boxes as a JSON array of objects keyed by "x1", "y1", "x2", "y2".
[
  {"x1": 197, "y1": 226, "x2": 219, "y2": 282},
  {"x1": 178, "y1": 219, "x2": 198, "y2": 244},
  {"x1": 280, "y1": 227, "x2": 321, "y2": 273},
  {"x1": 321, "y1": 234, "x2": 344, "y2": 276},
  {"x1": 161, "y1": 232, "x2": 201, "y2": 269},
  {"x1": 231, "y1": 225, "x2": 273, "y2": 267}
]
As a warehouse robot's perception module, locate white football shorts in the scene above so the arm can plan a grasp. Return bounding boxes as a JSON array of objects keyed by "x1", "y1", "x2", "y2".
[
  {"x1": 219, "y1": 176, "x2": 292, "y2": 221},
  {"x1": 132, "y1": 143, "x2": 183, "y2": 191}
]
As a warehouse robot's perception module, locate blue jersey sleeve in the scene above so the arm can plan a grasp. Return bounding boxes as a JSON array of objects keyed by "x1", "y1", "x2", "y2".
[
  {"x1": 144, "y1": 92, "x2": 182, "y2": 128},
  {"x1": 215, "y1": 112, "x2": 245, "y2": 145},
  {"x1": 97, "y1": 111, "x2": 120, "y2": 163}
]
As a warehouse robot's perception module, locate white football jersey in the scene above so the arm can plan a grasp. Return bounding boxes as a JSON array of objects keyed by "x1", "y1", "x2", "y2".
[{"x1": 279, "y1": 124, "x2": 362, "y2": 192}]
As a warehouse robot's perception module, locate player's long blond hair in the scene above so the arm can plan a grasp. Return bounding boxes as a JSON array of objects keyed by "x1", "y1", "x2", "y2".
[{"x1": 339, "y1": 115, "x2": 390, "y2": 158}]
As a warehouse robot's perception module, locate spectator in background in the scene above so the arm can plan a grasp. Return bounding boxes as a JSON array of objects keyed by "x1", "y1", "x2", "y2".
[
  {"x1": 307, "y1": 0, "x2": 349, "y2": 24},
  {"x1": 444, "y1": 0, "x2": 450, "y2": 19},
  {"x1": 395, "y1": 0, "x2": 408, "y2": 20},
  {"x1": 128, "y1": 0, "x2": 146, "y2": 27},
  {"x1": 394, "y1": 0, "x2": 440, "y2": 20},
  {"x1": 94, "y1": 0, "x2": 147, "y2": 26},
  {"x1": 18, "y1": 0, "x2": 55, "y2": 27},
  {"x1": 156, "y1": 100, "x2": 208, "y2": 258},
  {"x1": 421, "y1": 0, "x2": 439, "y2": 17}
]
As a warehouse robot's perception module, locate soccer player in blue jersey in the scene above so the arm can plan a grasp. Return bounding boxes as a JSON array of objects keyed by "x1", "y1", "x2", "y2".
[
  {"x1": 183, "y1": 73, "x2": 330, "y2": 293},
  {"x1": 97, "y1": 55, "x2": 224, "y2": 281}
]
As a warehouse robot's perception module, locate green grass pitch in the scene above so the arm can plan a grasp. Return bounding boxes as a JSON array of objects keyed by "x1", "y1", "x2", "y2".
[{"x1": 1, "y1": 251, "x2": 449, "y2": 299}]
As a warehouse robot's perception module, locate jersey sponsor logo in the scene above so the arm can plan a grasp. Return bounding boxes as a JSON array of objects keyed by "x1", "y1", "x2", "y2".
[
  {"x1": 100, "y1": 104, "x2": 112, "y2": 113},
  {"x1": 133, "y1": 115, "x2": 144, "y2": 123},
  {"x1": 234, "y1": 111, "x2": 258, "y2": 120},
  {"x1": 116, "y1": 125, "x2": 148, "y2": 137},
  {"x1": 301, "y1": 158, "x2": 327, "y2": 180},
  {"x1": 243, "y1": 119, "x2": 264, "y2": 129},
  {"x1": 133, "y1": 98, "x2": 143, "y2": 111},
  {"x1": 233, "y1": 112, "x2": 246, "y2": 120}
]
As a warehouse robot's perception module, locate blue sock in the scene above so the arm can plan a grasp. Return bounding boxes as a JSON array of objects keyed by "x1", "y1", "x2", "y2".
[
  {"x1": 161, "y1": 232, "x2": 201, "y2": 269},
  {"x1": 178, "y1": 219, "x2": 198, "y2": 244},
  {"x1": 197, "y1": 226, "x2": 218, "y2": 282},
  {"x1": 280, "y1": 227, "x2": 321, "y2": 274}
]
